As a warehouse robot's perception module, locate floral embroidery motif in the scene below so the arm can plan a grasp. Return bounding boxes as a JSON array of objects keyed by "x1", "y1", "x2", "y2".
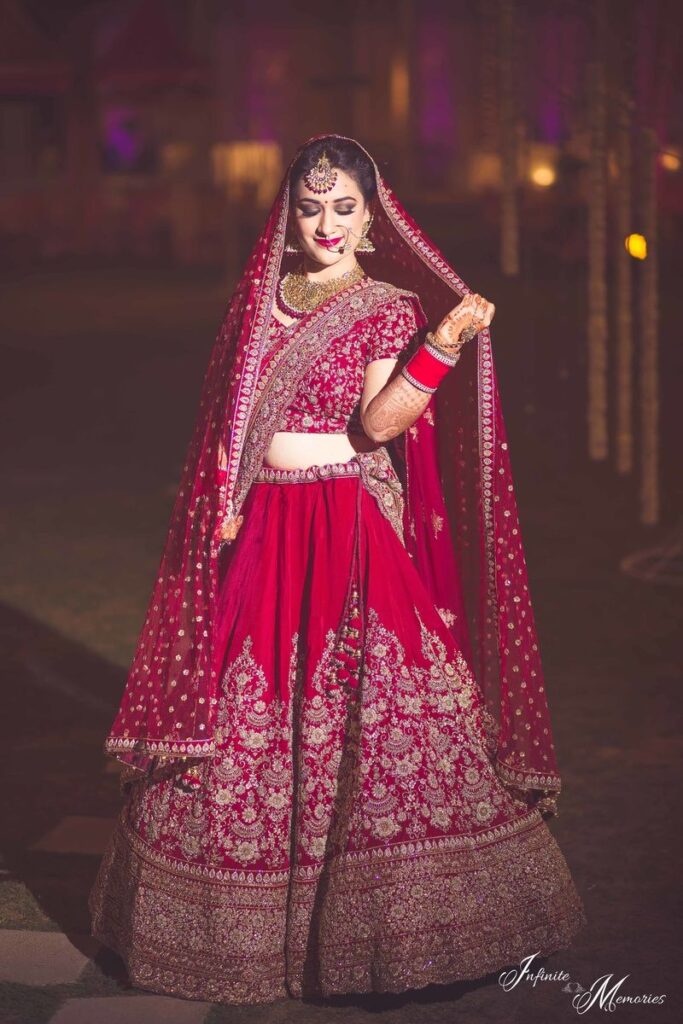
[
  {"x1": 127, "y1": 631, "x2": 300, "y2": 872},
  {"x1": 91, "y1": 603, "x2": 585, "y2": 1005},
  {"x1": 268, "y1": 292, "x2": 420, "y2": 434},
  {"x1": 121, "y1": 605, "x2": 539, "y2": 881},
  {"x1": 353, "y1": 606, "x2": 522, "y2": 841},
  {"x1": 356, "y1": 447, "x2": 406, "y2": 544},
  {"x1": 232, "y1": 282, "x2": 421, "y2": 521},
  {"x1": 431, "y1": 509, "x2": 444, "y2": 536},
  {"x1": 436, "y1": 606, "x2": 456, "y2": 627}
]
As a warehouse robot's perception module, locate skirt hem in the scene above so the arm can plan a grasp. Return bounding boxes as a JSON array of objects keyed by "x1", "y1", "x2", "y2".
[
  {"x1": 90, "y1": 809, "x2": 587, "y2": 1006},
  {"x1": 92, "y1": 911, "x2": 587, "y2": 1006}
]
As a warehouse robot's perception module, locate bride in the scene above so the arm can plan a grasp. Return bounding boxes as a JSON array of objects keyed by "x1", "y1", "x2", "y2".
[
  {"x1": 263, "y1": 145, "x2": 487, "y2": 472},
  {"x1": 90, "y1": 133, "x2": 586, "y2": 1004}
]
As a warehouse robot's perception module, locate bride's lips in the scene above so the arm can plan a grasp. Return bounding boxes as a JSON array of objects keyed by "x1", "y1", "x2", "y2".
[{"x1": 315, "y1": 237, "x2": 343, "y2": 249}]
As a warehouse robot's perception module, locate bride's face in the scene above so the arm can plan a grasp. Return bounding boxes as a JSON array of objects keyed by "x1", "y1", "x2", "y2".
[{"x1": 290, "y1": 168, "x2": 370, "y2": 266}]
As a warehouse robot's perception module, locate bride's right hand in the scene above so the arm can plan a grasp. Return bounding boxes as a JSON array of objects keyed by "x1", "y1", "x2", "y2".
[{"x1": 434, "y1": 293, "x2": 495, "y2": 354}]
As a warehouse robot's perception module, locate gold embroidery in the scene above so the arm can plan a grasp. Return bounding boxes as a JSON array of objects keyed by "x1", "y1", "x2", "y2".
[
  {"x1": 431, "y1": 509, "x2": 444, "y2": 536},
  {"x1": 253, "y1": 450, "x2": 406, "y2": 546},
  {"x1": 356, "y1": 447, "x2": 405, "y2": 545},
  {"x1": 231, "y1": 280, "x2": 419, "y2": 526},
  {"x1": 436, "y1": 606, "x2": 456, "y2": 627},
  {"x1": 90, "y1": 607, "x2": 585, "y2": 1005},
  {"x1": 255, "y1": 461, "x2": 361, "y2": 483}
]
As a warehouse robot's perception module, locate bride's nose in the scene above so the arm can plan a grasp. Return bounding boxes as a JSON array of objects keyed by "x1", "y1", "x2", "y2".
[{"x1": 316, "y1": 206, "x2": 338, "y2": 236}]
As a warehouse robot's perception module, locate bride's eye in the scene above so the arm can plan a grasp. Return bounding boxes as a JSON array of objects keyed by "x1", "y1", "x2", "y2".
[{"x1": 298, "y1": 205, "x2": 356, "y2": 217}]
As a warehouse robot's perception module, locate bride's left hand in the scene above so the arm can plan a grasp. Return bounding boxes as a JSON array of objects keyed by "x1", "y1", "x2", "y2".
[{"x1": 434, "y1": 292, "x2": 496, "y2": 354}]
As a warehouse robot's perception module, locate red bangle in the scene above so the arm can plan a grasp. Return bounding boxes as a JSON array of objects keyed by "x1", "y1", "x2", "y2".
[{"x1": 401, "y1": 343, "x2": 454, "y2": 393}]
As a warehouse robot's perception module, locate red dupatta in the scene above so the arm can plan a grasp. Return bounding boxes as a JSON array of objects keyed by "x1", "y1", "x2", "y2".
[{"x1": 105, "y1": 133, "x2": 562, "y2": 816}]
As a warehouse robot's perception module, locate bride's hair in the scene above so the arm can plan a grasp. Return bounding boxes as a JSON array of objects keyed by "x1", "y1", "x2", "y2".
[{"x1": 289, "y1": 137, "x2": 377, "y2": 205}]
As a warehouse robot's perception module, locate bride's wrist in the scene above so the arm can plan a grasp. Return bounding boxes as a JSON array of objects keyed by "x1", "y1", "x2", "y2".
[
  {"x1": 432, "y1": 321, "x2": 482, "y2": 354},
  {"x1": 400, "y1": 333, "x2": 462, "y2": 394},
  {"x1": 426, "y1": 330, "x2": 464, "y2": 362}
]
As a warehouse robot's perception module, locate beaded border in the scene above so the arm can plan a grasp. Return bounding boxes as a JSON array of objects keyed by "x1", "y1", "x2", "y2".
[
  {"x1": 254, "y1": 459, "x2": 362, "y2": 484},
  {"x1": 105, "y1": 736, "x2": 215, "y2": 757}
]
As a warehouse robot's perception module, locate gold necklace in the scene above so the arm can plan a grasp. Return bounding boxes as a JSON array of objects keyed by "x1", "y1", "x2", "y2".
[{"x1": 277, "y1": 261, "x2": 366, "y2": 317}]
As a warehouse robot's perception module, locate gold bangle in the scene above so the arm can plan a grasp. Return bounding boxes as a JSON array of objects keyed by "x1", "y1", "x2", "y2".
[{"x1": 427, "y1": 330, "x2": 465, "y2": 358}]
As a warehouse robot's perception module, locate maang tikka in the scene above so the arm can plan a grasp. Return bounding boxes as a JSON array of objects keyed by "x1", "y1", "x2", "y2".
[
  {"x1": 303, "y1": 150, "x2": 337, "y2": 194},
  {"x1": 285, "y1": 149, "x2": 376, "y2": 252},
  {"x1": 285, "y1": 151, "x2": 336, "y2": 251}
]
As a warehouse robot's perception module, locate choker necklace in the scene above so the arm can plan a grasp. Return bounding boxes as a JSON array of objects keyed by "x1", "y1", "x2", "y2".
[{"x1": 276, "y1": 261, "x2": 366, "y2": 319}]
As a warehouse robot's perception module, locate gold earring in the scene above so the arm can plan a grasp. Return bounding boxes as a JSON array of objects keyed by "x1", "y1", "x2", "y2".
[
  {"x1": 356, "y1": 215, "x2": 375, "y2": 253},
  {"x1": 284, "y1": 235, "x2": 302, "y2": 253}
]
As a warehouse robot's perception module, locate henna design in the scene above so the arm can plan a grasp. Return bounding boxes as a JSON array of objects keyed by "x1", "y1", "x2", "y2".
[
  {"x1": 434, "y1": 292, "x2": 495, "y2": 355},
  {"x1": 362, "y1": 372, "x2": 432, "y2": 443}
]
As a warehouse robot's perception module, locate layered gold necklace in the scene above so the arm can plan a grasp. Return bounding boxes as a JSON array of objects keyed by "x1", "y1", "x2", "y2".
[{"x1": 276, "y1": 261, "x2": 366, "y2": 319}]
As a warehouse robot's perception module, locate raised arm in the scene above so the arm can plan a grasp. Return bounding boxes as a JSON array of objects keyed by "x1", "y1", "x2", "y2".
[{"x1": 361, "y1": 293, "x2": 495, "y2": 443}]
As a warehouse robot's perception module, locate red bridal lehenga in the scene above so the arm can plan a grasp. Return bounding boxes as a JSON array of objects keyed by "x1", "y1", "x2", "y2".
[{"x1": 89, "y1": 134, "x2": 586, "y2": 1004}]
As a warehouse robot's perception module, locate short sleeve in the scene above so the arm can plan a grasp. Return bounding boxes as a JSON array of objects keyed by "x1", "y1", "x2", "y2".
[{"x1": 365, "y1": 295, "x2": 419, "y2": 365}]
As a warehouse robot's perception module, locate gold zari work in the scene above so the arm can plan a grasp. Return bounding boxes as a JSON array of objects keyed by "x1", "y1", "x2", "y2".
[
  {"x1": 90, "y1": 607, "x2": 586, "y2": 1004},
  {"x1": 91, "y1": 811, "x2": 584, "y2": 1003}
]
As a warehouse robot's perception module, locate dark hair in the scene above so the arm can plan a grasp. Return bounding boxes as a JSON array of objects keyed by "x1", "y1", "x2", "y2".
[{"x1": 290, "y1": 137, "x2": 377, "y2": 205}]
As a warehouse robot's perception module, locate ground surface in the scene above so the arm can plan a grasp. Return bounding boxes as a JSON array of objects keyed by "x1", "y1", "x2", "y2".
[{"x1": 1, "y1": 248, "x2": 681, "y2": 1024}]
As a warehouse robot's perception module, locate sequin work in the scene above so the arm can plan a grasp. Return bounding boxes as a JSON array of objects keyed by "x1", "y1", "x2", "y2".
[
  {"x1": 268, "y1": 293, "x2": 420, "y2": 433},
  {"x1": 90, "y1": 467, "x2": 587, "y2": 1004}
]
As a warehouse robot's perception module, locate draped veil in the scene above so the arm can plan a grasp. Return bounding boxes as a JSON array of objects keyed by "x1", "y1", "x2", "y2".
[{"x1": 106, "y1": 133, "x2": 562, "y2": 817}]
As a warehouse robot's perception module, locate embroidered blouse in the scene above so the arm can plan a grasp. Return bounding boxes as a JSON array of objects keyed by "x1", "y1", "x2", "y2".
[{"x1": 266, "y1": 292, "x2": 422, "y2": 434}]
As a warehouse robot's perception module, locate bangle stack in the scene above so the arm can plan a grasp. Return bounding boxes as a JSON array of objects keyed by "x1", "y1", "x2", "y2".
[
  {"x1": 425, "y1": 330, "x2": 464, "y2": 363},
  {"x1": 400, "y1": 331, "x2": 463, "y2": 394}
]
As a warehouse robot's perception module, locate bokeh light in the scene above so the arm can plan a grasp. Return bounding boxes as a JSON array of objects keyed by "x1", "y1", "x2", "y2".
[
  {"x1": 530, "y1": 163, "x2": 556, "y2": 187},
  {"x1": 625, "y1": 233, "x2": 648, "y2": 259},
  {"x1": 660, "y1": 150, "x2": 681, "y2": 171}
]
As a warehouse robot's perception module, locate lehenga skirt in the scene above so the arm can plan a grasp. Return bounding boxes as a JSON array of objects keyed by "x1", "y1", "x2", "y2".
[{"x1": 89, "y1": 454, "x2": 586, "y2": 1004}]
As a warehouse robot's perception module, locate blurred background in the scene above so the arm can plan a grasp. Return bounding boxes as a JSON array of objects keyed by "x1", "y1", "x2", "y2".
[
  {"x1": 2, "y1": 0, "x2": 682, "y2": 276},
  {"x1": 2, "y1": 0, "x2": 682, "y2": 522},
  {"x1": 1, "y1": 2, "x2": 682, "y2": 1023}
]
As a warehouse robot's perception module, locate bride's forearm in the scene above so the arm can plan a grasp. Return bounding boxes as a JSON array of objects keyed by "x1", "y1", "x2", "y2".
[
  {"x1": 362, "y1": 373, "x2": 432, "y2": 443},
  {"x1": 363, "y1": 329, "x2": 470, "y2": 442}
]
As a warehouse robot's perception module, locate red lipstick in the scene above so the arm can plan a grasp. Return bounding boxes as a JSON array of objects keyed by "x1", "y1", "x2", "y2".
[{"x1": 315, "y1": 237, "x2": 343, "y2": 249}]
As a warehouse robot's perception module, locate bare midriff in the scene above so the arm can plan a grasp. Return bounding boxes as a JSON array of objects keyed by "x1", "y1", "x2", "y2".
[{"x1": 263, "y1": 430, "x2": 378, "y2": 470}]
